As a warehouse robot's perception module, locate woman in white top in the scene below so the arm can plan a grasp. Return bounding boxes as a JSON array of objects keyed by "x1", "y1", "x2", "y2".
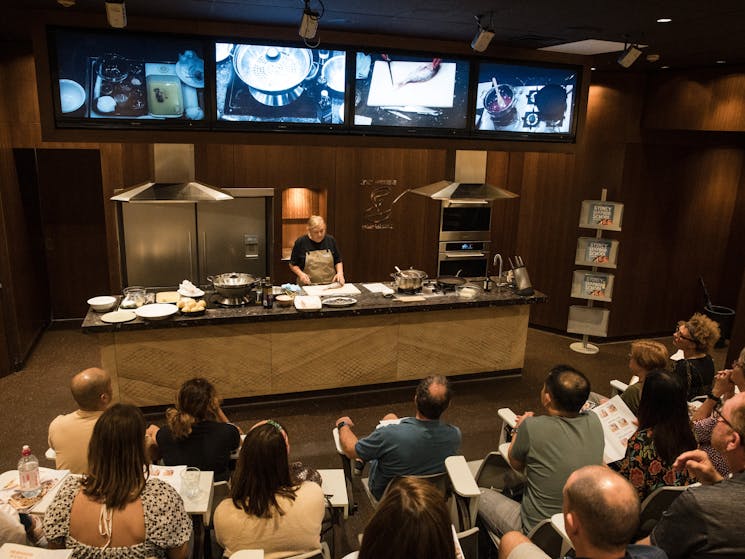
[{"x1": 214, "y1": 420, "x2": 325, "y2": 559}]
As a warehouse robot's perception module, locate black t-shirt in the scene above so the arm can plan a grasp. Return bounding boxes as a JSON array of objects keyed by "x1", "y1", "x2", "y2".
[
  {"x1": 674, "y1": 355, "x2": 715, "y2": 400},
  {"x1": 156, "y1": 420, "x2": 241, "y2": 482},
  {"x1": 289, "y1": 234, "x2": 342, "y2": 270}
]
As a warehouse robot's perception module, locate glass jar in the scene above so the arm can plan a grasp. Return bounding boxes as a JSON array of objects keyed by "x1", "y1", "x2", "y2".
[{"x1": 121, "y1": 286, "x2": 146, "y2": 308}]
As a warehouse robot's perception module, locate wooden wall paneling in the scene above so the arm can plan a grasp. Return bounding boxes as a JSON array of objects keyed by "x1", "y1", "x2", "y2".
[
  {"x1": 714, "y1": 151, "x2": 745, "y2": 310},
  {"x1": 195, "y1": 144, "x2": 235, "y2": 187},
  {"x1": 514, "y1": 152, "x2": 578, "y2": 330},
  {"x1": 2, "y1": 45, "x2": 43, "y2": 148},
  {"x1": 334, "y1": 148, "x2": 446, "y2": 282},
  {"x1": 644, "y1": 69, "x2": 745, "y2": 132},
  {"x1": 489, "y1": 151, "x2": 522, "y2": 262},
  {"x1": 727, "y1": 277, "x2": 745, "y2": 366},
  {"x1": 0, "y1": 143, "x2": 48, "y2": 368},
  {"x1": 36, "y1": 149, "x2": 110, "y2": 319}
]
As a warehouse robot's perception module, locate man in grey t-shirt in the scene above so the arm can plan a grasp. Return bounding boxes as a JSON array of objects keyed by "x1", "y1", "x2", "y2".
[{"x1": 478, "y1": 365, "x2": 605, "y2": 535}]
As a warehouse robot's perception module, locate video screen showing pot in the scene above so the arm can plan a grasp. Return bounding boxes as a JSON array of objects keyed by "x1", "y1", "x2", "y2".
[
  {"x1": 215, "y1": 42, "x2": 346, "y2": 125},
  {"x1": 474, "y1": 62, "x2": 579, "y2": 138},
  {"x1": 353, "y1": 51, "x2": 470, "y2": 132},
  {"x1": 50, "y1": 27, "x2": 207, "y2": 123}
]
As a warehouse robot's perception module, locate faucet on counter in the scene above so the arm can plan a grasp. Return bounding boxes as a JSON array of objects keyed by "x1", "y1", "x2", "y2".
[{"x1": 493, "y1": 253, "x2": 505, "y2": 286}]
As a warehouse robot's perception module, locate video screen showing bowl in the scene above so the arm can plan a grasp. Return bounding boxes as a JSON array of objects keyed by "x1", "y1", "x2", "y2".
[
  {"x1": 353, "y1": 51, "x2": 470, "y2": 131},
  {"x1": 474, "y1": 62, "x2": 579, "y2": 137},
  {"x1": 50, "y1": 28, "x2": 207, "y2": 123},
  {"x1": 215, "y1": 42, "x2": 346, "y2": 125}
]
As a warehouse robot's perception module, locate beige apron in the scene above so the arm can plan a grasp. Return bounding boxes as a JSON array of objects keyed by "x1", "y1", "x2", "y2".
[{"x1": 305, "y1": 249, "x2": 336, "y2": 284}]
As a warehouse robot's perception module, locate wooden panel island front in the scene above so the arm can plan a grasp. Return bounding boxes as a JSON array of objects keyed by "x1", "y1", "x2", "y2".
[{"x1": 82, "y1": 285, "x2": 547, "y2": 406}]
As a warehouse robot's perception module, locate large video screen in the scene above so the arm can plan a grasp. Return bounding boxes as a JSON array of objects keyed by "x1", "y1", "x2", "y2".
[
  {"x1": 352, "y1": 51, "x2": 470, "y2": 134},
  {"x1": 50, "y1": 27, "x2": 208, "y2": 126},
  {"x1": 214, "y1": 42, "x2": 347, "y2": 126},
  {"x1": 473, "y1": 62, "x2": 580, "y2": 140}
]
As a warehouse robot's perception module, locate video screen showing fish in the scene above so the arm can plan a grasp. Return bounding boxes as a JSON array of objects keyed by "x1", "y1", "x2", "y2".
[{"x1": 353, "y1": 51, "x2": 470, "y2": 131}]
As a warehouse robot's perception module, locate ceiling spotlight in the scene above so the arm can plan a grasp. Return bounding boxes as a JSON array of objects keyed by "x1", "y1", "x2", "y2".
[
  {"x1": 617, "y1": 44, "x2": 643, "y2": 68},
  {"x1": 656, "y1": 18, "x2": 672, "y2": 23},
  {"x1": 716, "y1": 60, "x2": 727, "y2": 64},
  {"x1": 299, "y1": 0, "x2": 321, "y2": 40},
  {"x1": 646, "y1": 53, "x2": 660, "y2": 63},
  {"x1": 471, "y1": 14, "x2": 495, "y2": 52},
  {"x1": 57, "y1": 0, "x2": 75, "y2": 7},
  {"x1": 105, "y1": 0, "x2": 127, "y2": 28}
]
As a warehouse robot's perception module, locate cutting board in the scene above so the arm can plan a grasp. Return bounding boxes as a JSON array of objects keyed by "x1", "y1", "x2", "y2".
[
  {"x1": 302, "y1": 283, "x2": 362, "y2": 296},
  {"x1": 366, "y1": 61, "x2": 456, "y2": 108}
]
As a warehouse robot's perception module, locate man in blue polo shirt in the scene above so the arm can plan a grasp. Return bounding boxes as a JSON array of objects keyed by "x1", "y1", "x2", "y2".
[{"x1": 335, "y1": 375, "x2": 461, "y2": 500}]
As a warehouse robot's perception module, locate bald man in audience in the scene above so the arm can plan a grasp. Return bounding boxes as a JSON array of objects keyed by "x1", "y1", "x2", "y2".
[
  {"x1": 640, "y1": 391, "x2": 745, "y2": 558},
  {"x1": 47, "y1": 367, "x2": 112, "y2": 473},
  {"x1": 499, "y1": 465, "x2": 667, "y2": 559}
]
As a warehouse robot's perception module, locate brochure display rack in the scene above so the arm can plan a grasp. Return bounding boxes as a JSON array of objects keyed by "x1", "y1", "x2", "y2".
[{"x1": 569, "y1": 189, "x2": 623, "y2": 354}]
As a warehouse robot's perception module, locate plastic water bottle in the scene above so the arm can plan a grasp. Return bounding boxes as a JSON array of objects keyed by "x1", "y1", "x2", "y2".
[
  {"x1": 18, "y1": 445, "x2": 41, "y2": 498},
  {"x1": 318, "y1": 90, "x2": 332, "y2": 124}
]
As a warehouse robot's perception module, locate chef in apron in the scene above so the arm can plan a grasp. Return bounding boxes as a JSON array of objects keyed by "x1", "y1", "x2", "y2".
[{"x1": 289, "y1": 215, "x2": 345, "y2": 286}]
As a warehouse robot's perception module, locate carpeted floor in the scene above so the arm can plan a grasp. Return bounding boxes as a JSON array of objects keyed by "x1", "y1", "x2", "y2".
[{"x1": 0, "y1": 326, "x2": 728, "y2": 556}]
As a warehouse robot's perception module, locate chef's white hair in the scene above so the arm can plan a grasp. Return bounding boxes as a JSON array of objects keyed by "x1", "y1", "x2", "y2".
[{"x1": 307, "y1": 215, "x2": 325, "y2": 229}]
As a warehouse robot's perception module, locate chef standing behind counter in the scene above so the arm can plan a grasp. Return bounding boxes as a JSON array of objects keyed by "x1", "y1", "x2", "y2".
[{"x1": 289, "y1": 215, "x2": 345, "y2": 286}]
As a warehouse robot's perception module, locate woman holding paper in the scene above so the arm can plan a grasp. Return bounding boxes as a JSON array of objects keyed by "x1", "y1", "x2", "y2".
[
  {"x1": 611, "y1": 371, "x2": 696, "y2": 500},
  {"x1": 44, "y1": 404, "x2": 192, "y2": 559}
]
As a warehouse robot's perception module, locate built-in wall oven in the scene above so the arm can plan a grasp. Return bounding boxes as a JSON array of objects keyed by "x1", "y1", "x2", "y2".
[{"x1": 437, "y1": 201, "x2": 491, "y2": 277}]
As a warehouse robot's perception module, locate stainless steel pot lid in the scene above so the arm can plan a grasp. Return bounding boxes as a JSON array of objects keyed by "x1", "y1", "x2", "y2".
[
  {"x1": 393, "y1": 268, "x2": 428, "y2": 279},
  {"x1": 233, "y1": 46, "x2": 312, "y2": 92},
  {"x1": 209, "y1": 272, "x2": 257, "y2": 287}
]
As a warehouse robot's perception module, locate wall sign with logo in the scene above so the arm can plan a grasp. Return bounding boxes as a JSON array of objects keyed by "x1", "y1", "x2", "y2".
[{"x1": 360, "y1": 179, "x2": 397, "y2": 230}]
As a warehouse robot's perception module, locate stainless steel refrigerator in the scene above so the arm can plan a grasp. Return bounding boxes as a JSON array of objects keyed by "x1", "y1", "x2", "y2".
[{"x1": 120, "y1": 190, "x2": 272, "y2": 288}]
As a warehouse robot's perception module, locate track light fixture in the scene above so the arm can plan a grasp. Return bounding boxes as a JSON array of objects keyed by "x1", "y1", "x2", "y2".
[
  {"x1": 471, "y1": 14, "x2": 495, "y2": 52},
  {"x1": 105, "y1": 0, "x2": 127, "y2": 28},
  {"x1": 617, "y1": 43, "x2": 642, "y2": 68},
  {"x1": 299, "y1": 0, "x2": 324, "y2": 46}
]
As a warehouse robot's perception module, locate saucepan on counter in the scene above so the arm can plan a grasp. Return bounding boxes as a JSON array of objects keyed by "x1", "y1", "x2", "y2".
[
  {"x1": 208, "y1": 272, "x2": 257, "y2": 299},
  {"x1": 391, "y1": 267, "x2": 428, "y2": 291}
]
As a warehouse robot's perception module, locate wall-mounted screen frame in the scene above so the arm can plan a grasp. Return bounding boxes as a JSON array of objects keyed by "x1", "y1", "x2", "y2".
[
  {"x1": 48, "y1": 26, "x2": 210, "y2": 129},
  {"x1": 213, "y1": 40, "x2": 349, "y2": 130},
  {"x1": 351, "y1": 50, "x2": 471, "y2": 136},
  {"x1": 472, "y1": 60, "x2": 581, "y2": 142}
]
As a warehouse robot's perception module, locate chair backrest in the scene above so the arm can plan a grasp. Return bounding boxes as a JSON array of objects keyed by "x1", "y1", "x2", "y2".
[
  {"x1": 206, "y1": 480, "x2": 229, "y2": 527},
  {"x1": 636, "y1": 484, "x2": 690, "y2": 538},
  {"x1": 527, "y1": 518, "x2": 566, "y2": 558},
  {"x1": 456, "y1": 527, "x2": 479, "y2": 559}
]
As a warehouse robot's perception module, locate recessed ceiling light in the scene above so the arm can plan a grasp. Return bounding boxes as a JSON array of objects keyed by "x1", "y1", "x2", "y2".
[
  {"x1": 656, "y1": 18, "x2": 672, "y2": 23},
  {"x1": 591, "y1": 67, "x2": 596, "y2": 71},
  {"x1": 716, "y1": 60, "x2": 727, "y2": 64},
  {"x1": 660, "y1": 65, "x2": 670, "y2": 69}
]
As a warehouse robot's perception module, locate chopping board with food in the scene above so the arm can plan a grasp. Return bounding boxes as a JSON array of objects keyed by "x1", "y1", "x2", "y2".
[
  {"x1": 302, "y1": 283, "x2": 362, "y2": 297},
  {"x1": 366, "y1": 60, "x2": 456, "y2": 108}
]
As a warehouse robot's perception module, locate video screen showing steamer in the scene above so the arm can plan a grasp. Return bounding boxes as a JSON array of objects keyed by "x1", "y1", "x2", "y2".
[
  {"x1": 473, "y1": 61, "x2": 580, "y2": 141},
  {"x1": 352, "y1": 50, "x2": 470, "y2": 135},
  {"x1": 214, "y1": 42, "x2": 347, "y2": 127}
]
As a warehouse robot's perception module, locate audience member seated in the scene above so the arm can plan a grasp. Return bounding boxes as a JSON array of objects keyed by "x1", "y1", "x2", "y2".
[
  {"x1": 335, "y1": 375, "x2": 461, "y2": 501},
  {"x1": 48, "y1": 367, "x2": 112, "y2": 474},
  {"x1": 44, "y1": 403, "x2": 192, "y2": 559},
  {"x1": 612, "y1": 370, "x2": 696, "y2": 500},
  {"x1": 498, "y1": 465, "x2": 667, "y2": 559},
  {"x1": 214, "y1": 420, "x2": 325, "y2": 559},
  {"x1": 479, "y1": 365, "x2": 604, "y2": 536},
  {"x1": 672, "y1": 313, "x2": 720, "y2": 400},
  {"x1": 356, "y1": 476, "x2": 456, "y2": 559},
  {"x1": 641, "y1": 391, "x2": 745, "y2": 558},
  {"x1": 690, "y1": 346, "x2": 745, "y2": 477},
  {"x1": 147, "y1": 377, "x2": 241, "y2": 482},
  {"x1": 621, "y1": 340, "x2": 669, "y2": 415}
]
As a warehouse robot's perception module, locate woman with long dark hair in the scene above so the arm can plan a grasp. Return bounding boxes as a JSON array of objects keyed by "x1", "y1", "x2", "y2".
[
  {"x1": 612, "y1": 370, "x2": 697, "y2": 500},
  {"x1": 214, "y1": 420, "x2": 325, "y2": 559},
  {"x1": 357, "y1": 476, "x2": 455, "y2": 559},
  {"x1": 147, "y1": 377, "x2": 241, "y2": 481},
  {"x1": 44, "y1": 403, "x2": 192, "y2": 559}
]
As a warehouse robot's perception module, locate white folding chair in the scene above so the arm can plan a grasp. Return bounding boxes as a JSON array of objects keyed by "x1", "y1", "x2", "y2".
[{"x1": 636, "y1": 484, "x2": 696, "y2": 539}]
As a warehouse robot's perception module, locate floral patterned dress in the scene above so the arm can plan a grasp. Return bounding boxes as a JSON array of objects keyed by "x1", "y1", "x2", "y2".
[{"x1": 611, "y1": 427, "x2": 690, "y2": 501}]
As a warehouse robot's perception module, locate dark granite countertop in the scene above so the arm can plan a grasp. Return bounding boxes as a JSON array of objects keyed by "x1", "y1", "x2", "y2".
[{"x1": 81, "y1": 283, "x2": 547, "y2": 333}]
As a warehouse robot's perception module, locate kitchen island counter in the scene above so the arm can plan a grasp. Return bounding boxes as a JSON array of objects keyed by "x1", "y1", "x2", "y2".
[{"x1": 83, "y1": 284, "x2": 546, "y2": 406}]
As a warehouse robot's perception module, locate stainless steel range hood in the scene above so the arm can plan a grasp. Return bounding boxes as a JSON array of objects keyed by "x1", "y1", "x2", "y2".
[
  {"x1": 401, "y1": 150, "x2": 518, "y2": 204},
  {"x1": 110, "y1": 144, "x2": 234, "y2": 203}
]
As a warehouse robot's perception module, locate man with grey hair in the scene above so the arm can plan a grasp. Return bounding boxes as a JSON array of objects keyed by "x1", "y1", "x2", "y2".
[
  {"x1": 499, "y1": 465, "x2": 667, "y2": 559},
  {"x1": 48, "y1": 367, "x2": 112, "y2": 473},
  {"x1": 335, "y1": 375, "x2": 461, "y2": 500}
]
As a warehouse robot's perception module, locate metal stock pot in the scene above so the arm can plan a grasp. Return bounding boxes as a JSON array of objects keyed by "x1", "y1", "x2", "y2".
[
  {"x1": 391, "y1": 268, "x2": 428, "y2": 291},
  {"x1": 208, "y1": 272, "x2": 257, "y2": 299}
]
